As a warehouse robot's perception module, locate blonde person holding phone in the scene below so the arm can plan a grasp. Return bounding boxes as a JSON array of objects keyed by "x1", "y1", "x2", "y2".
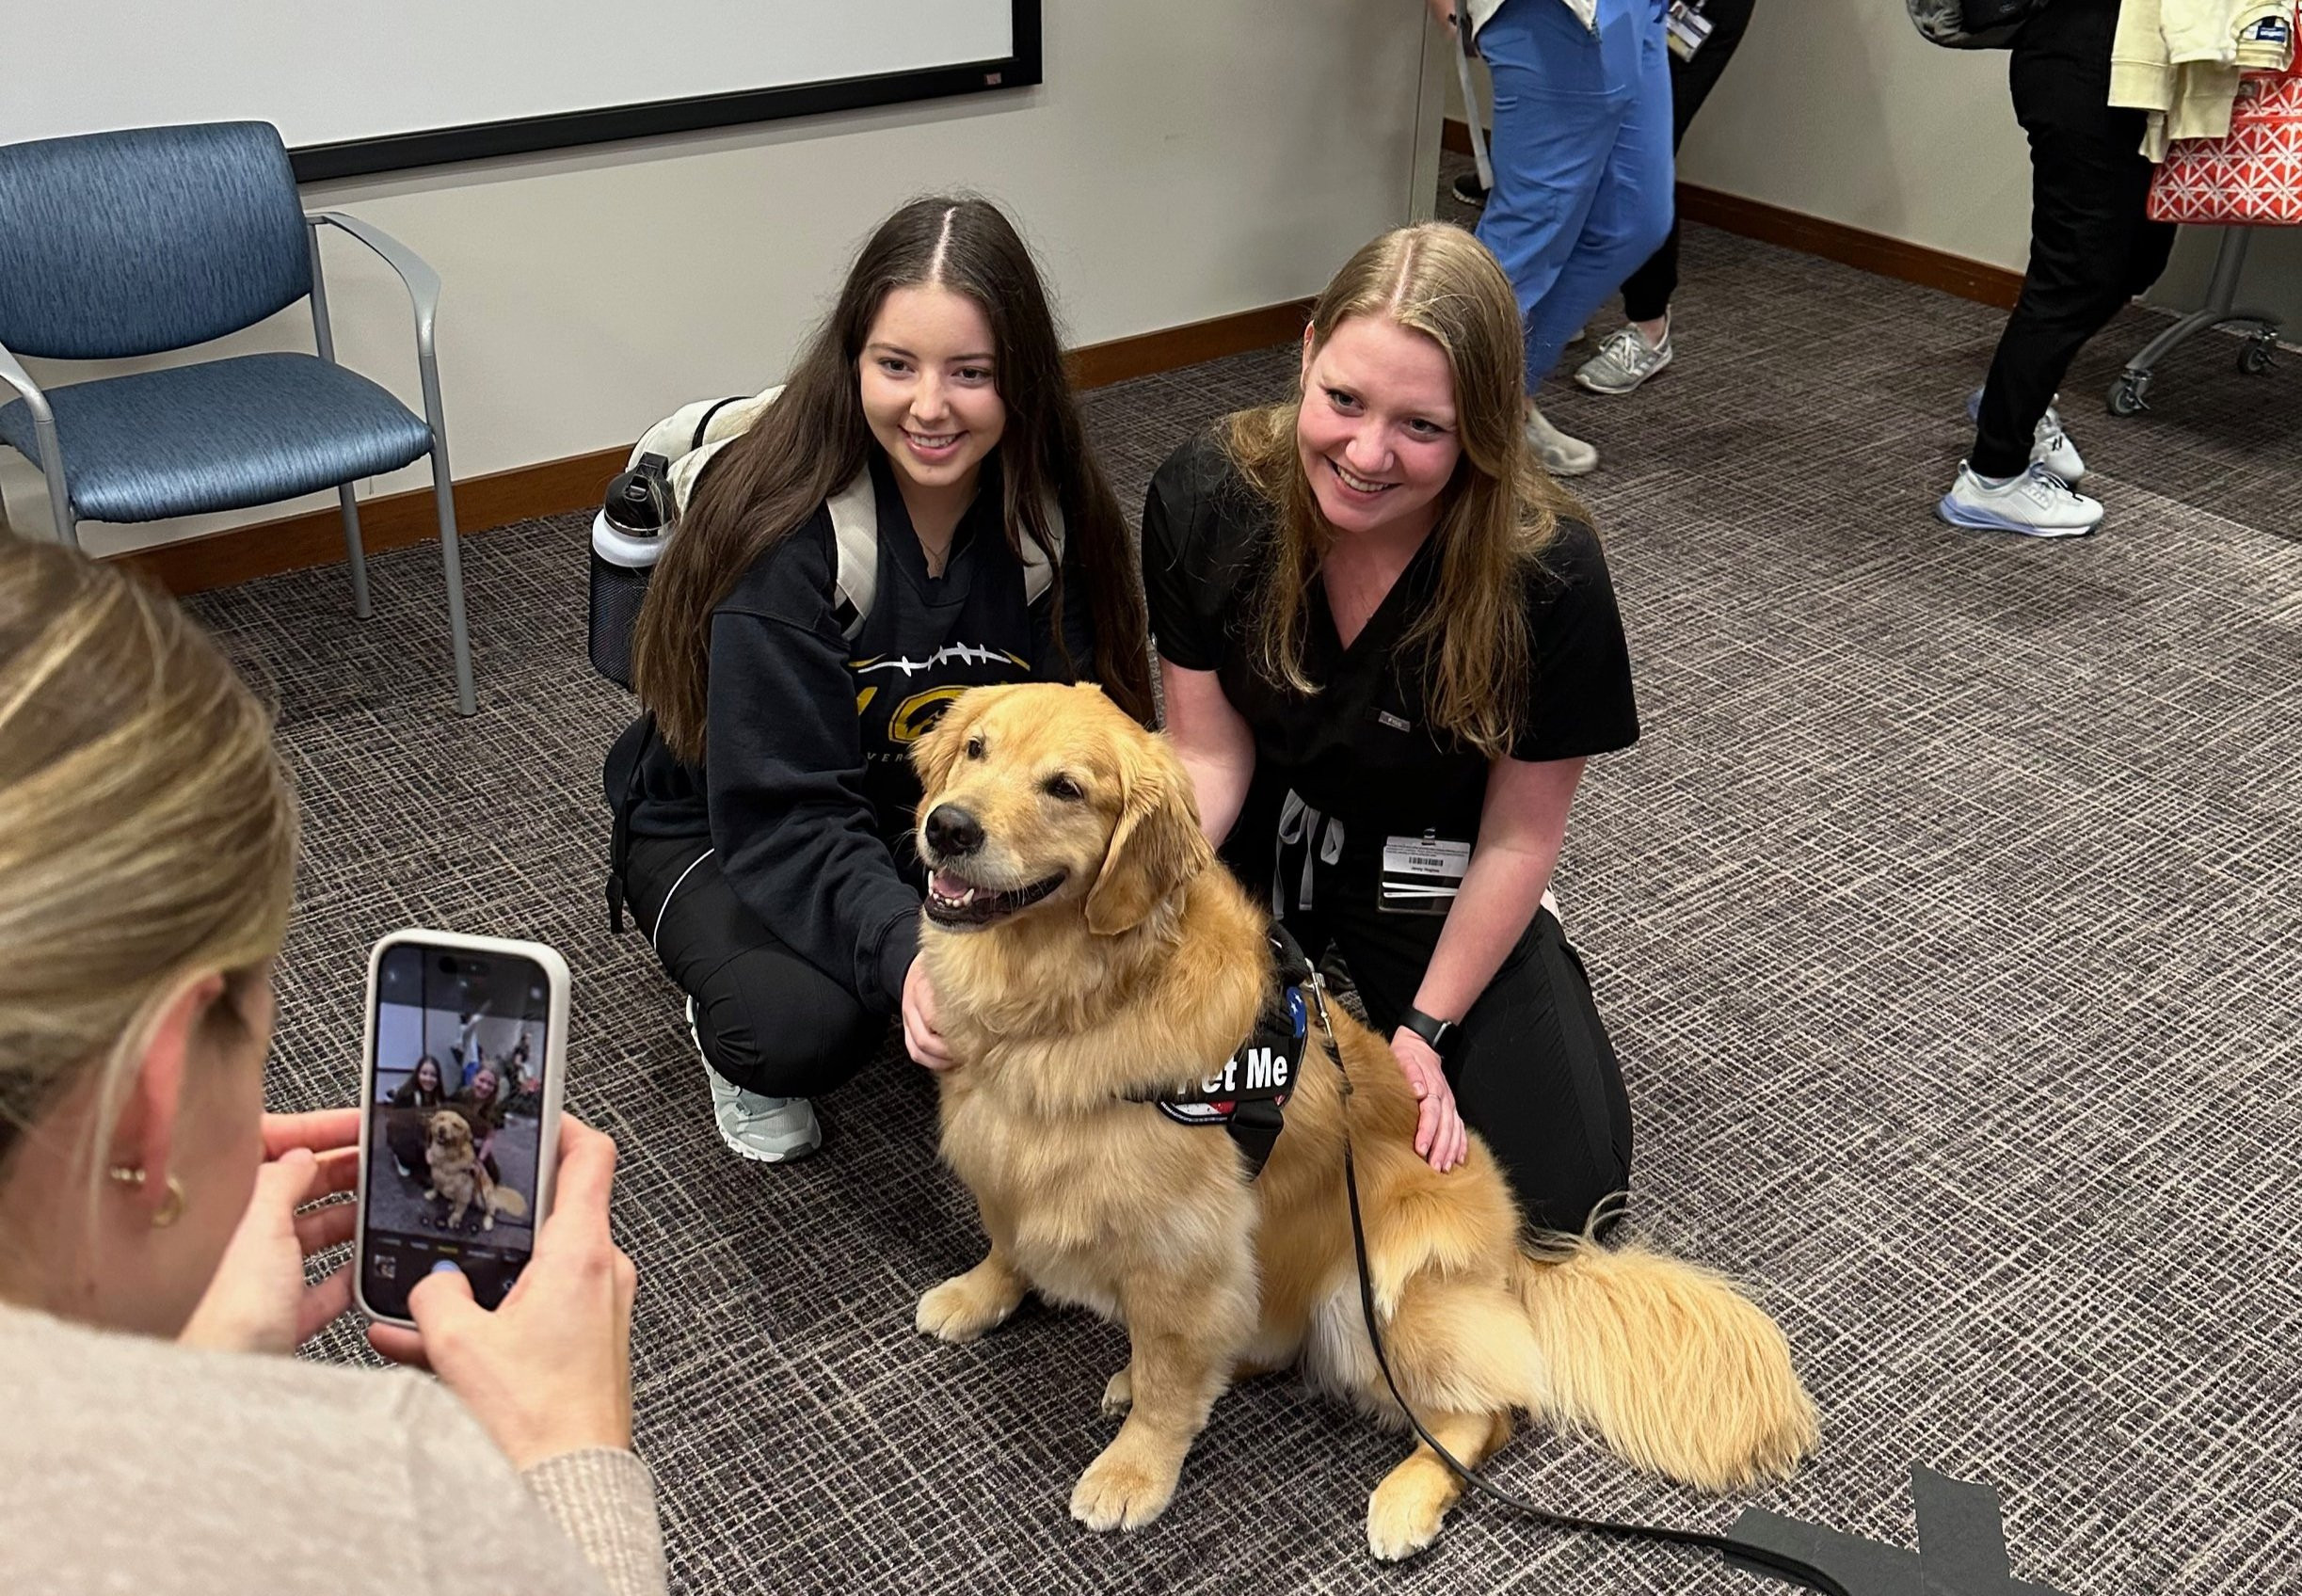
[{"x1": 0, "y1": 535, "x2": 665, "y2": 1596}]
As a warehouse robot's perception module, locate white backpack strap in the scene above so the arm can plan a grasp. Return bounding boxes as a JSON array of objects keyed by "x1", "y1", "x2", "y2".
[
  {"x1": 631, "y1": 385, "x2": 787, "y2": 514},
  {"x1": 825, "y1": 467, "x2": 878, "y2": 641},
  {"x1": 1020, "y1": 496, "x2": 1066, "y2": 606}
]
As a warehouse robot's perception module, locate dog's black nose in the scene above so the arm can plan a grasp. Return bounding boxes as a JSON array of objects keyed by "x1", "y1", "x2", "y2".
[{"x1": 924, "y1": 804, "x2": 984, "y2": 858}]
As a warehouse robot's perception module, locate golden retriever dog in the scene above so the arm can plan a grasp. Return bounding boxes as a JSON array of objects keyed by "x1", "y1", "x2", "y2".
[
  {"x1": 422, "y1": 1109, "x2": 528, "y2": 1233},
  {"x1": 908, "y1": 682, "x2": 1816, "y2": 1559}
]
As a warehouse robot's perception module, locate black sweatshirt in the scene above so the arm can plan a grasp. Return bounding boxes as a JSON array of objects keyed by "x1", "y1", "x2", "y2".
[{"x1": 608, "y1": 453, "x2": 1095, "y2": 1012}]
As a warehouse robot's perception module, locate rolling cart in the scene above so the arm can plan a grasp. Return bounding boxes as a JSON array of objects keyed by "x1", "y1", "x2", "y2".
[{"x1": 2105, "y1": 225, "x2": 2283, "y2": 416}]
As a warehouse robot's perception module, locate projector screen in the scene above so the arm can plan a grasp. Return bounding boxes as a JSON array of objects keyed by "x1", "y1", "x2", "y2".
[{"x1": 6, "y1": 0, "x2": 1038, "y2": 181}]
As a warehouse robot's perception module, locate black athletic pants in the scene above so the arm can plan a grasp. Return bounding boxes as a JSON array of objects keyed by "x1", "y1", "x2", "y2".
[
  {"x1": 1223, "y1": 809, "x2": 1633, "y2": 1235},
  {"x1": 622, "y1": 834, "x2": 887, "y2": 1098},
  {"x1": 1971, "y1": 0, "x2": 2178, "y2": 478},
  {"x1": 1617, "y1": 0, "x2": 1759, "y2": 324}
]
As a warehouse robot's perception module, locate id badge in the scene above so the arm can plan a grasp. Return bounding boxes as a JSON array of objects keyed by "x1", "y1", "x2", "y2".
[
  {"x1": 1666, "y1": 0, "x2": 1713, "y2": 60},
  {"x1": 1380, "y1": 834, "x2": 1470, "y2": 916}
]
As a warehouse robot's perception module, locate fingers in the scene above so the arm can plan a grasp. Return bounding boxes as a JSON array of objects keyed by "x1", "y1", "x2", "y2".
[
  {"x1": 905, "y1": 1019, "x2": 955, "y2": 1071},
  {"x1": 262, "y1": 1109, "x2": 363, "y2": 1159},
  {"x1": 546, "y1": 1116, "x2": 617, "y2": 1226},
  {"x1": 366, "y1": 1322, "x2": 431, "y2": 1370},
  {"x1": 529, "y1": 1117, "x2": 617, "y2": 1263},
  {"x1": 307, "y1": 1144, "x2": 360, "y2": 1199},
  {"x1": 294, "y1": 1202, "x2": 359, "y2": 1256},
  {"x1": 408, "y1": 1261, "x2": 480, "y2": 1337},
  {"x1": 1415, "y1": 1093, "x2": 1442, "y2": 1161}
]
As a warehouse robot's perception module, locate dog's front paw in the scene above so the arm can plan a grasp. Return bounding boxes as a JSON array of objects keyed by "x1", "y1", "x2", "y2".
[
  {"x1": 915, "y1": 1268, "x2": 1022, "y2": 1345},
  {"x1": 1366, "y1": 1474, "x2": 1447, "y2": 1562},
  {"x1": 1098, "y1": 1366, "x2": 1133, "y2": 1417},
  {"x1": 481, "y1": 1213, "x2": 494, "y2": 1230},
  {"x1": 1069, "y1": 1437, "x2": 1179, "y2": 1532}
]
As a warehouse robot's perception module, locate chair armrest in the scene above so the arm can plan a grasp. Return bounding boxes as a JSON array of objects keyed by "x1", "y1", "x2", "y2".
[
  {"x1": 0, "y1": 338, "x2": 56, "y2": 425},
  {"x1": 308, "y1": 211, "x2": 444, "y2": 360}
]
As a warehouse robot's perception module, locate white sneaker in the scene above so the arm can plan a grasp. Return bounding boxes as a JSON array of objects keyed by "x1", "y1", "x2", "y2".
[
  {"x1": 686, "y1": 998, "x2": 823, "y2": 1162},
  {"x1": 1526, "y1": 406, "x2": 1598, "y2": 476},
  {"x1": 1575, "y1": 320, "x2": 1673, "y2": 395},
  {"x1": 1936, "y1": 463, "x2": 2102, "y2": 539},
  {"x1": 1965, "y1": 388, "x2": 2086, "y2": 483}
]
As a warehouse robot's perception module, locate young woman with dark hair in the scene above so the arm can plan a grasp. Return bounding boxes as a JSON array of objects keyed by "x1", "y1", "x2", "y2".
[
  {"x1": 608, "y1": 196, "x2": 1155, "y2": 1166},
  {"x1": 1142, "y1": 225, "x2": 1640, "y2": 1234}
]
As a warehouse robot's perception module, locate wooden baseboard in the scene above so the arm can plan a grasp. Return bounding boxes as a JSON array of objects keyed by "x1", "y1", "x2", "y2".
[
  {"x1": 1070, "y1": 298, "x2": 1311, "y2": 390},
  {"x1": 109, "y1": 297, "x2": 1316, "y2": 597},
  {"x1": 1440, "y1": 117, "x2": 2025, "y2": 311},
  {"x1": 1672, "y1": 184, "x2": 2024, "y2": 311},
  {"x1": 1442, "y1": 117, "x2": 1477, "y2": 157},
  {"x1": 113, "y1": 447, "x2": 631, "y2": 597}
]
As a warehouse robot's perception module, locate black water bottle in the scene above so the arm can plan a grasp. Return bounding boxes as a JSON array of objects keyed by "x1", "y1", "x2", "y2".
[{"x1": 587, "y1": 454, "x2": 675, "y2": 689}]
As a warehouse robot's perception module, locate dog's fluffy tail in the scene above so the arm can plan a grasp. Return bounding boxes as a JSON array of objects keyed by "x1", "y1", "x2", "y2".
[
  {"x1": 1512, "y1": 1228, "x2": 1816, "y2": 1492},
  {"x1": 490, "y1": 1185, "x2": 530, "y2": 1219}
]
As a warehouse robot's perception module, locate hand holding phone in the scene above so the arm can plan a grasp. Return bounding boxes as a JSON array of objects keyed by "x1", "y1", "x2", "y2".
[{"x1": 368, "y1": 1117, "x2": 639, "y2": 1470}]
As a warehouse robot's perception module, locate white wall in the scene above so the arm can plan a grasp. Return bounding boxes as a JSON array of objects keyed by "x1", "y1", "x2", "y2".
[
  {"x1": 3, "y1": 2, "x2": 1435, "y2": 556},
  {"x1": 1451, "y1": 0, "x2": 2302, "y2": 333}
]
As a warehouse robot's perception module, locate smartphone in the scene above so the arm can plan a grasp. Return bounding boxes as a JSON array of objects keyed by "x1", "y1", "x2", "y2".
[{"x1": 355, "y1": 929, "x2": 569, "y2": 1328}]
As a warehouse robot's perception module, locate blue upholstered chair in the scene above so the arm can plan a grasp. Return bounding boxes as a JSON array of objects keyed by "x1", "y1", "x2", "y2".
[{"x1": 0, "y1": 121, "x2": 476, "y2": 714}]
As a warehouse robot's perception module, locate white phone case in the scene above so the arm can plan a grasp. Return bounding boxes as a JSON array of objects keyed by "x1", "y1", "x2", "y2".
[{"x1": 354, "y1": 928, "x2": 570, "y2": 1328}]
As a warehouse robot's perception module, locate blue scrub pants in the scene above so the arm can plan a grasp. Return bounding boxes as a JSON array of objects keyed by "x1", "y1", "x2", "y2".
[{"x1": 1474, "y1": 0, "x2": 1676, "y2": 391}]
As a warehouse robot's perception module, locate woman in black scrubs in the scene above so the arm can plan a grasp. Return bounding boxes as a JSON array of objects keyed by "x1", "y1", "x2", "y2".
[{"x1": 1142, "y1": 224, "x2": 1638, "y2": 1233}]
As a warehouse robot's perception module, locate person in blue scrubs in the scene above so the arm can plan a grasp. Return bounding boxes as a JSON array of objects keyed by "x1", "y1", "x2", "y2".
[{"x1": 1438, "y1": 0, "x2": 1674, "y2": 476}]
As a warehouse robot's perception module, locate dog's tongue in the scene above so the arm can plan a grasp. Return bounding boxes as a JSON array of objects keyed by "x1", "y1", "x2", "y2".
[{"x1": 931, "y1": 869, "x2": 976, "y2": 902}]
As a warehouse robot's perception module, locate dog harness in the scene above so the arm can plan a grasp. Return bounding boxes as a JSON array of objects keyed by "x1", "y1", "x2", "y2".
[{"x1": 1127, "y1": 924, "x2": 1316, "y2": 1179}]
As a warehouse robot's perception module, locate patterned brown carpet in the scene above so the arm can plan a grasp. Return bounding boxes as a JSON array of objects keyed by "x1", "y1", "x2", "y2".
[{"x1": 190, "y1": 200, "x2": 2302, "y2": 1594}]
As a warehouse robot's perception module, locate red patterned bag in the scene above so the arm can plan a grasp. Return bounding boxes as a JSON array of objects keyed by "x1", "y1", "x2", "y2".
[{"x1": 2149, "y1": 68, "x2": 2302, "y2": 225}]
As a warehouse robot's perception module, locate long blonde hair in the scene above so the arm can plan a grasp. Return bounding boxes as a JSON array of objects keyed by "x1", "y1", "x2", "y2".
[
  {"x1": 1225, "y1": 224, "x2": 1580, "y2": 759},
  {"x1": 0, "y1": 535, "x2": 296, "y2": 1186}
]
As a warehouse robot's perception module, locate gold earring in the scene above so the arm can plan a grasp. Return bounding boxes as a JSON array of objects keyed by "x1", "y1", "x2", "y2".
[{"x1": 107, "y1": 1165, "x2": 187, "y2": 1229}]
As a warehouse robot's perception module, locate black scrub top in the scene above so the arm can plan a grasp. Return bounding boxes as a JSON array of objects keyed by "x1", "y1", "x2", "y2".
[{"x1": 1140, "y1": 430, "x2": 1639, "y2": 873}]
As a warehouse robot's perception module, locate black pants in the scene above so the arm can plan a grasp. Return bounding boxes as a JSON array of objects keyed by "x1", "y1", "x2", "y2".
[
  {"x1": 1223, "y1": 804, "x2": 1633, "y2": 1235},
  {"x1": 1971, "y1": 0, "x2": 2177, "y2": 477},
  {"x1": 623, "y1": 834, "x2": 887, "y2": 1099},
  {"x1": 1616, "y1": 0, "x2": 1759, "y2": 324}
]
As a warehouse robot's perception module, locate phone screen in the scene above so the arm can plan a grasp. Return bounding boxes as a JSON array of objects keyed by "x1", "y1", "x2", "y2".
[{"x1": 361, "y1": 941, "x2": 552, "y2": 1319}]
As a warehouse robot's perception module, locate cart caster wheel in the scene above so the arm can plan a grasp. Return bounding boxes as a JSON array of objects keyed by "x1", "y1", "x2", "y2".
[
  {"x1": 2238, "y1": 335, "x2": 2278, "y2": 376},
  {"x1": 2107, "y1": 373, "x2": 2150, "y2": 417}
]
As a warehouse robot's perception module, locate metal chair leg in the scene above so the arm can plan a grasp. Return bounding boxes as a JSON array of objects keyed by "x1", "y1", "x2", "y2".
[
  {"x1": 339, "y1": 485, "x2": 373, "y2": 618},
  {"x1": 416, "y1": 345, "x2": 475, "y2": 716},
  {"x1": 32, "y1": 413, "x2": 76, "y2": 549},
  {"x1": 308, "y1": 222, "x2": 374, "y2": 619},
  {"x1": 429, "y1": 445, "x2": 476, "y2": 717}
]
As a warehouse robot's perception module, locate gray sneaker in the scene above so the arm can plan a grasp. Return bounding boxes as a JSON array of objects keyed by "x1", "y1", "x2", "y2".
[
  {"x1": 687, "y1": 998, "x2": 823, "y2": 1162},
  {"x1": 1575, "y1": 321, "x2": 1673, "y2": 395},
  {"x1": 1526, "y1": 406, "x2": 1599, "y2": 476}
]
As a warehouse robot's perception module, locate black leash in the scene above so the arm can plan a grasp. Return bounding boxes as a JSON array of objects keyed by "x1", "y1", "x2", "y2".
[{"x1": 1304, "y1": 974, "x2": 1851, "y2": 1595}]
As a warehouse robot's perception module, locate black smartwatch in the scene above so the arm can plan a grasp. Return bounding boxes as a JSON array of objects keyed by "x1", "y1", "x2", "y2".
[{"x1": 1399, "y1": 1006, "x2": 1457, "y2": 1059}]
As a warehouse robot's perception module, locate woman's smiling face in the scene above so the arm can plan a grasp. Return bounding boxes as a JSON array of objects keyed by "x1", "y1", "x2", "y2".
[
  {"x1": 1295, "y1": 314, "x2": 1463, "y2": 542},
  {"x1": 858, "y1": 284, "x2": 1007, "y2": 498}
]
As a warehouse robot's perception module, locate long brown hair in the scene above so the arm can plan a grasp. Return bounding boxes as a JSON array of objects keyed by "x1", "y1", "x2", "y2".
[
  {"x1": 631, "y1": 197, "x2": 1155, "y2": 761},
  {"x1": 1224, "y1": 224, "x2": 1581, "y2": 760}
]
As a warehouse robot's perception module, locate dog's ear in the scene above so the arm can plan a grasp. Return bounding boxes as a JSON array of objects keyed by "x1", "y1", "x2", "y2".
[
  {"x1": 1084, "y1": 741, "x2": 1214, "y2": 936},
  {"x1": 910, "y1": 688, "x2": 992, "y2": 802}
]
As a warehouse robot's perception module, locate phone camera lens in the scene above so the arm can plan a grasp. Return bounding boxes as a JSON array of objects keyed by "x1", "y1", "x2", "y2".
[{"x1": 438, "y1": 956, "x2": 457, "y2": 976}]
